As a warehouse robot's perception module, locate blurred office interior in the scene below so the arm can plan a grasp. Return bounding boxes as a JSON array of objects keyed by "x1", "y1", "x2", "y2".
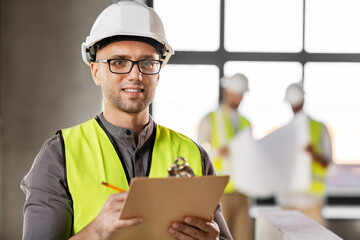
[{"x1": 1, "y1": 0, "x2": 360, "y2": 239}]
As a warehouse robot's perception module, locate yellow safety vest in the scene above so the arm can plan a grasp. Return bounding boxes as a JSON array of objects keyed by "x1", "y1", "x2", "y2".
[
  {"x1": 209, "y1": 109, "x2": 251, "y2": 193},
  {"x1": 59, "y1": 118, "x2": 202, "y2": 234},
  {"x1": 308, "y1": 118, "x2": 328, "y2": 196}
]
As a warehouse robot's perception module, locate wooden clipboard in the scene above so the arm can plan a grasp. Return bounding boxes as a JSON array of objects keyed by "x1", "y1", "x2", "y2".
[{"x1": 112, "y1": 175, "x2": 229, "y2": 240}]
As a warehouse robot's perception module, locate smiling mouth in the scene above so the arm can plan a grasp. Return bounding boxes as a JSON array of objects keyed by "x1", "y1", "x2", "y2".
[{"x1": 123, "y1": 88, "x2": 144, "y2": 93}]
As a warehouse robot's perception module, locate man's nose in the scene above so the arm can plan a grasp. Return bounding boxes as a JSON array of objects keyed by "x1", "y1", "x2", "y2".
[{"x1": 128, "y1": 63, "x2": 142, "y2": 81}]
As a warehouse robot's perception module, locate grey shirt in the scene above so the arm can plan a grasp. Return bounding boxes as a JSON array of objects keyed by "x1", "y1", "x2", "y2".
[{"x1": 21, "y1": 113, "x2": 232, "y2": 240}]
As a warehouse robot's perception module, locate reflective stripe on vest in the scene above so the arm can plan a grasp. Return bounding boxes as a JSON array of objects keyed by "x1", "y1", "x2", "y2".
[
  {"x1": 60, "y1": 118, "x2": 202, "y2": 234},
  {"x1": 308, "y1": 118, "x2": 327, "y2": 196},
  {"x1": 209, "y1": 109, "x2": 251, "y2": 193}
]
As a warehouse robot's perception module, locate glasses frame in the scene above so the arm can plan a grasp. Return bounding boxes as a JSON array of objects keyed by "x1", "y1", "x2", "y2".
[{"x1": 96, "y1": 59, "x2": 163, "y2": 75}]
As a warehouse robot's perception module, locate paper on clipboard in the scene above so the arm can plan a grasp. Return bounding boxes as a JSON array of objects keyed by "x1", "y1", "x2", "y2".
[{"x1": 112, "y1": 175, "x2": 229, "y2": 240}]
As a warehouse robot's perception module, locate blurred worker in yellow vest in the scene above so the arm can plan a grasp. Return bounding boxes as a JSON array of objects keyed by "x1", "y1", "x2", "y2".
[
  {"x1": 280, "y1": 83, "x2": 333, "y2": 225},
  {"x1": 198, "y1": 73, "x2": 252, "y2": 240}
]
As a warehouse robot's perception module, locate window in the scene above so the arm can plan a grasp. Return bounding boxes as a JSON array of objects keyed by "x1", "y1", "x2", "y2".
[
  {"x1": 150, "y1": 0, "x2": 360, "y2": 165},
  {"x1": 305, "y1": 0, "x2": 360, "y2": 53},
  {"x1": 152, "y1": 65, "x2": 219, "y2": 140},
  {"x1": 154, "y1": 0, "x2": 220, "y2": 51},
  {"x1": 225, "y1": 0, "x2": 303, "y2": 52},
  {"x1": 224, "y1": 61, "x2": 302, "y2": 139}
]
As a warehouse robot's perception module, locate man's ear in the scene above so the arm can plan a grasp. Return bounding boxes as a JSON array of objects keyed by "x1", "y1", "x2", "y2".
[{"x1": 90, "y1": 62, "x2": 101, "y2": 86}]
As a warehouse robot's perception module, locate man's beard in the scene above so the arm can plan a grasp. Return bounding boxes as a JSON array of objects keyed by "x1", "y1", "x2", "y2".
[
  {"x1": 111, "y1": 96, "x2": 151, "y2": 113},
  {"x1": 103, "y1": 85, "x2": 154, "y2": 113}
]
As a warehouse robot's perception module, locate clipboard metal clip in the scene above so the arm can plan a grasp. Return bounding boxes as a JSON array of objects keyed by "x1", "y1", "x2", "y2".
[{"x1": 168, "y1": 157, "x2": 195, "y2": 178}]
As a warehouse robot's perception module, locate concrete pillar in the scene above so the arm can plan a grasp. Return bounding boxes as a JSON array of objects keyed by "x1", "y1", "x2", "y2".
[{"x1": 0, "y1": 1, "x2": 111, "y2": 239}]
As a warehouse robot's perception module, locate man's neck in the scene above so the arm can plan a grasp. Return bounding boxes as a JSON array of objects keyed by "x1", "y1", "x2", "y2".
[{"x1": 103, "y1": 106, "x2": 149, "y2": 138}]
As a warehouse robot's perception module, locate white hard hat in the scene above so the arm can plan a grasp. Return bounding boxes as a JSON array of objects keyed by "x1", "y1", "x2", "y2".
[
  {"x1": 81, "y1": 1, "x2": 174, "y2": 68},
  {"x1": 285, "y1": 83, "x2": 305, "y2": 106},
  {"x1": 221, "y1": 73, "x2": 249, "y2": 95}
]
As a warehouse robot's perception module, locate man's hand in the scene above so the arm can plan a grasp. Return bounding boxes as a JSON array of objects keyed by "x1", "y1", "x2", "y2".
[
  {"x1": 304, "y1": 144, "x2": 316, "y2": 158},
  {"x1": 305, "y1": 144, "x2": 329, "y2": 168},
  {"x1": 218, "y1": 146, "x2": 229, "y2": 157},
  {"x1": 70, "y1": 192, "x2": 143, "y2": 240},
  {"x1": 169, "y1": 216, "x2": 220, "y2": 240}
]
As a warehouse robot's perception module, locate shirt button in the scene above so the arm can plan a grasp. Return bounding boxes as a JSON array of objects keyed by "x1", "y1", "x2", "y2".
[{"x1": 125, "y1": 130, "x2": 131, "y2": 135}]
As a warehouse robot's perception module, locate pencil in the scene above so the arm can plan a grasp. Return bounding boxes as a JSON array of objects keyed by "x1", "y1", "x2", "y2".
[{"x1": 100, "y1": 181, "x2": 126, "y2": 192}]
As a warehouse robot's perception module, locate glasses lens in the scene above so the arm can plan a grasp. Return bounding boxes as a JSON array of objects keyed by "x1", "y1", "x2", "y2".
[
  {"x1": 108, "y1": 59, "x2": 161, "y2": 74},
  {"x1": 109, "y1": 59, "x2": 132, "y2": 74},
  {"x1": 138, "y1": 60, "x2": 161, "y2": 74}
]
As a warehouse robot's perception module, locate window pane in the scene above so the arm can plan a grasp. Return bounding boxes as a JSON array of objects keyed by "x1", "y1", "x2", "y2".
[
  {"x1": 225, "y1": 0, "x2": 303, "y2": 52},
  {"x1": 305, "y1": 0, "x2": 360, "y2": 53},
  {"x1": 154, "y1": 0, "x2": 220, "y2": 51},
  {"x1": 152, "y1": 65, "x2": 219, "y2": 140},
  {"x1": 304, "y1": 62, "x2": 360, "y2": 164},
  {"x1": 224, "y1": 61, "x2": 303, "y2": 139}
]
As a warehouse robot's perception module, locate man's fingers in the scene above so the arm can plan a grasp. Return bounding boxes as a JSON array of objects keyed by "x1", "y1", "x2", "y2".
[
  {"x1": 184, "y1": 217, "x2": 217, "y2": 234},
  {"x1": 105, "y1": 192, "x2": 128, "y2": 211},
  {"x1": 115, "y1": 217, "x2": 144, "y2": 229},
  {"x1": 169, "y1": 221, "x2": 206, "y2": 240},
  {"x1": 108, "y1": 192, "x2": 128, "y2": 201},
  {"x1": 168, "y1": 217, "x2": 220, "y2": 240},
  {"x1": 169, "y1": 223, "x2": 196, "y2": 240}
]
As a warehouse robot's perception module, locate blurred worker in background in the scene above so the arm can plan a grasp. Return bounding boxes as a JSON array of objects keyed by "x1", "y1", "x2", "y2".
[
  {"x1": 198, "y1": 73, "x2": 252, "y2": 240},
  {"x1": 280, "y1": 83, "x2": 332, "y2": 225}
]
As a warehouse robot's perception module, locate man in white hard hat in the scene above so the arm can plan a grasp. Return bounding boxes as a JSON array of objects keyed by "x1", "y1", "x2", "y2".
[
  {"x1": 21, "y1": 2, "x2": 232, "y2": 240},
  {"x1": 197, "y1": 73, "x2": 253, "y2": 240},
  {"x1": 280, "y1": 82, "x2": 332, "y2": 225}
]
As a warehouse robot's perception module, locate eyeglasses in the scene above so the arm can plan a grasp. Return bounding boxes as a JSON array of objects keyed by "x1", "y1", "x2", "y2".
[{"x1": 96, "y1": 59, "x2": 162, "y2": 75}]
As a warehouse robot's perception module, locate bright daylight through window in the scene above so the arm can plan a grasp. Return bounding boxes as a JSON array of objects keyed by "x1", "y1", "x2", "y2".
[
  {"x1": 153, "y1": 0, "x2": 360, "y2": 164},
  {"x1": 152, "y1": 65, "x2": 219, "y2": 141},
  {"x1": 154, "y1": 0, "x2": 220, "y2": 51},
  {"x1": 225, "y1": 0, "x2": 303, "y2": 52},
  {"x1": 224, "y1": 61, "x2": 303, "y2": 139},
  {"x1": 305, "y1": 0, "x2": 360, "y2": 53}
]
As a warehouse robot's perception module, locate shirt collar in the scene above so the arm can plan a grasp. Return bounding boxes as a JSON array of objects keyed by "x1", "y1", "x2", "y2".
[{"x1": 97, "y1": 112, "x2": 155, "y2": 142}]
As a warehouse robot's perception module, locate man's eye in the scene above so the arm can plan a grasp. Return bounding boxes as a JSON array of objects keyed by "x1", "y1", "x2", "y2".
[
  {"x1": 141, "y1": 60, "x2": 154, "y2": 68},
  {"x1": 111, "y1": 60, "x2": 127, "y2": 66}
]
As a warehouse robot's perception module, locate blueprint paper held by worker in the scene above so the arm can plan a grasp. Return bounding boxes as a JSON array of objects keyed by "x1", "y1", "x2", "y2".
[
  {"x1": 229, "y1": 129, "x2": 273, "y2": 197},
  {"x1": 229, "y1": 118, "x2": 311, "y2": 198},
  {"x1": 112, "y1": 175, "x2": 229, "y2": 240}
]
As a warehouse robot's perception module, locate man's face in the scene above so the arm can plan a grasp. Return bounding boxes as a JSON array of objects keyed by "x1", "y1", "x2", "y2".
[
  {"x1": 291, "y1": 102, "x2": 304, "y2": 113},
  {"x1": 91, "y1": 40, "x2": 160, "y2": 114},
  {"x1": 223, "y1": 88, "x2": 243, "y2": 110}
]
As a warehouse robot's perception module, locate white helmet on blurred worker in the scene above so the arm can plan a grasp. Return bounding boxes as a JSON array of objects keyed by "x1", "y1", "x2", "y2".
[
  {"x1": 81, "y1": 1, "x2": 174, "y2": 68},
  {"x1": 285, "y1": 83, "x2": 305, "y2": 106},
  {"x1": 220, "y1": 73, "x2": 249, "y2": 95}
]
